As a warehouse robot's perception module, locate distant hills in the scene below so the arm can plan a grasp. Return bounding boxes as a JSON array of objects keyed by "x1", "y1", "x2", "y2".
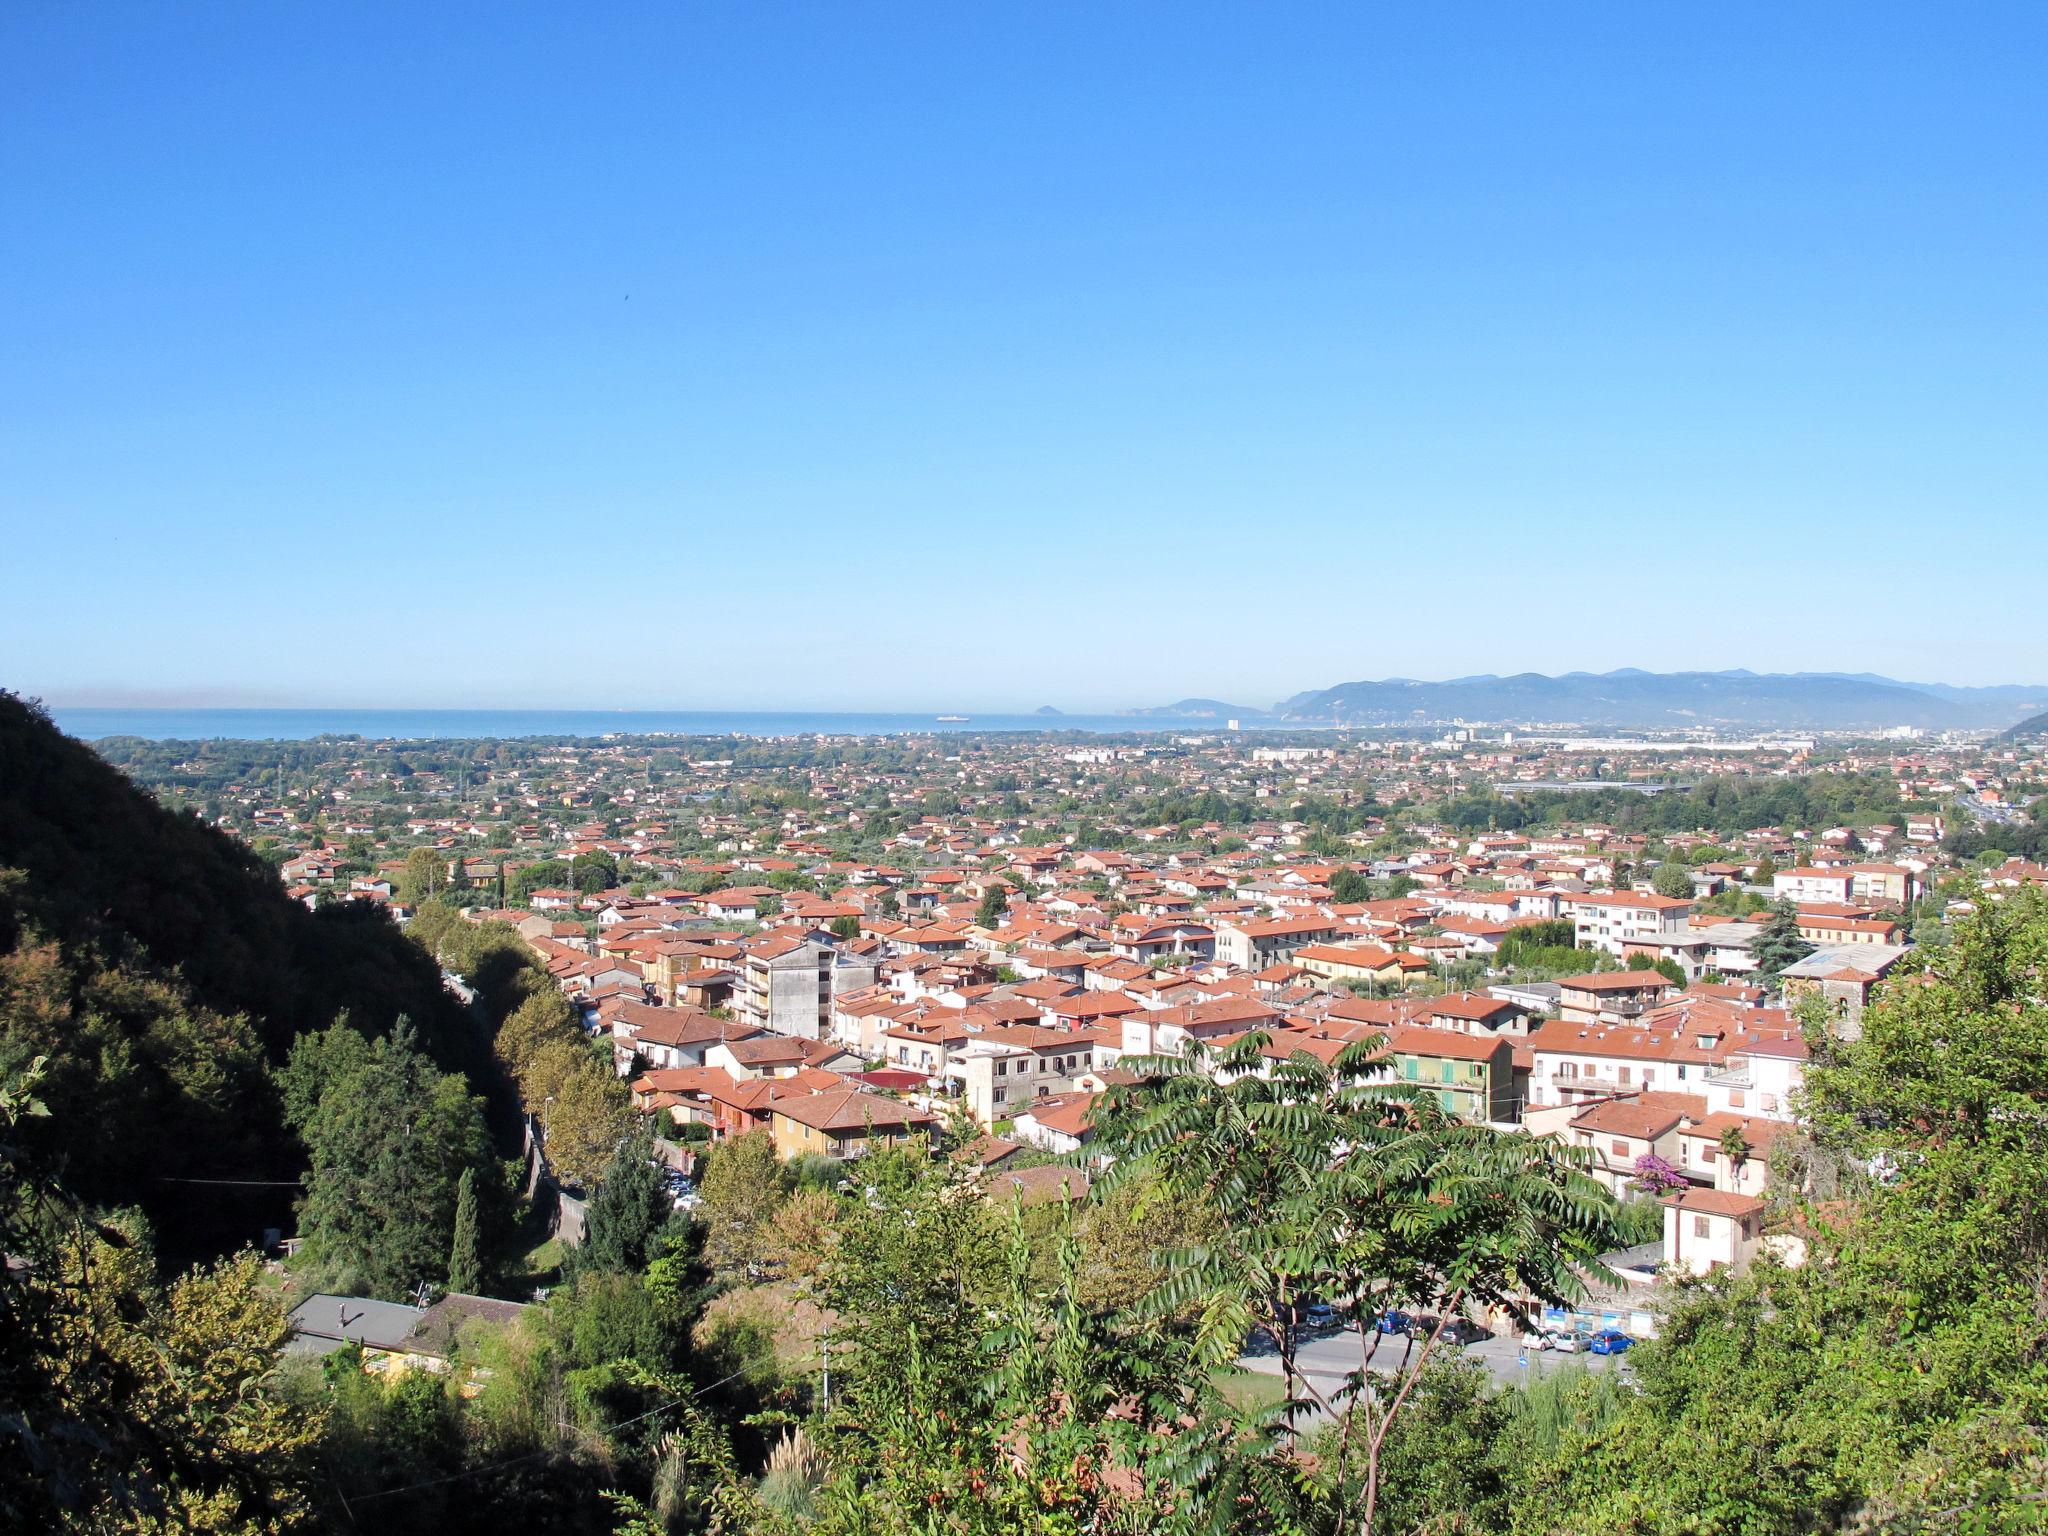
[
  {"x1": 1136, "y1": 670, "x2": 2048, "y2": 732},
  {"x1": 1121, "y1": 698, "x2": 1272, "y2": 719}
]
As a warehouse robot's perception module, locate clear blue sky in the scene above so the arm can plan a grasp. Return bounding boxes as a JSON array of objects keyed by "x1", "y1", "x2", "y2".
[{"x1": 5, "y1": 2, "x2": 2044, "y2": 710}]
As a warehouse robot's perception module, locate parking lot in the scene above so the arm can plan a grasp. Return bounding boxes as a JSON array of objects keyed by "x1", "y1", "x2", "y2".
[{"x1": 1236, "y1": 1319, "x2": 1630, "y2": 1411}]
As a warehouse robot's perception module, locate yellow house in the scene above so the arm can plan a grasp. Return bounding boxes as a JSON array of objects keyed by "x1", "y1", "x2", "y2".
[
  {"x1": 767, "y1": 1087, "x2": 940, "y2": 1161},
  {"x1": 1291, "y1": 942, "x2": 1425, "y2": 987}
]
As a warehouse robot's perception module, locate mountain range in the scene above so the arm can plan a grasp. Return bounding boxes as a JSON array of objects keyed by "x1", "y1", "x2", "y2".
[{"x1": 1135, "y1": 671, "x2": 2048, "y2": 732}]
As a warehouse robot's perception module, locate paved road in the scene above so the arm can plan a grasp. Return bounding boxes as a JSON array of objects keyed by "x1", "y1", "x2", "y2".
[{"x1": 1237, "y1": 1321, "x2": 1627, "y2": 1413}]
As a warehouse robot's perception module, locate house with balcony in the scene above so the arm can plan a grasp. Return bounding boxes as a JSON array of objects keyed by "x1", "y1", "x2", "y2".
[
  {"x1": 1523, "y1": 999, "x2": 1805, "y2": 1113},
  {"x1": 1556, "y1": 972, "x2": 1675, "y2": 1026},
  {"x1": 767, "y1": 1088, "x2": 940, "y2": 1161},
  {"x1": 1567, "y1": 893, "x2": 1693, "y2": 958},
  {"x1": 737, "y1": 933, "x2": 833, "y2": 1039},
  {"x1": 1214, "y1": 915, "x2": 1342, "y2": 970},
  {"x1": 944, "y1": 1025, "x2": 1100, "y2": 1127},
  {"x1": 1384, "y1": 1025, "x2": 1518, "y2": 1122},
  {"x1": 1563, "y1": 1091, "x2": 1705, "y2": 1196}
]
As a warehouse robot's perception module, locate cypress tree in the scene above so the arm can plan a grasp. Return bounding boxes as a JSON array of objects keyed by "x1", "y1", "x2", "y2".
[{"x1": 447, "y1": 1166, "x2": 482, "y2": 1295}]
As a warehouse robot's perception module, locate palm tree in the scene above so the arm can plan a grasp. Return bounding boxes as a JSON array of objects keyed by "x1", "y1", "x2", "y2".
[
  {"x1": 1090, "y1": 1028, "x2": 1622, "y2": 1536},
  {"x1": 1718, "y1": 1122, "x2": 1750, "y2": 1179}
]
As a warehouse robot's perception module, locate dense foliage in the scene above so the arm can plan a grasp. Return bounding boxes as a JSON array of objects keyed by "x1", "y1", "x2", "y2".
[{"x1": 0, "y1": 694, "x2": 492, "y2": 1260}]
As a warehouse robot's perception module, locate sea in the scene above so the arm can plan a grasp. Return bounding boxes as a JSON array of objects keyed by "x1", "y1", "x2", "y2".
[{"x1": 49, "y1": 707, "x2": 1324, "y2": 743}]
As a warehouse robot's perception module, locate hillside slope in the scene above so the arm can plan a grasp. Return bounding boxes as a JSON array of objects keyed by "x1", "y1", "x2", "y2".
[
  {"x1": 2005, "y1": 709, "x2": 2048, "y2": 740},
  {"x1": 0, "y1": 691, "x2": 479, "y2": 1256}
]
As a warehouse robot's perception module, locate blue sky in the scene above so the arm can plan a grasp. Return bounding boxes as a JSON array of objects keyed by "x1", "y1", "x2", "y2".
[{"x1": 4, "y1": 2, "x2": 2044, "y2": 710}]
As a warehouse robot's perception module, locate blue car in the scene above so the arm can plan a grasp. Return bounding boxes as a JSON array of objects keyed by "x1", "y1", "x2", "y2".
[
  {"x1": 1587, "y1": 1328, "x2": 1634, "y2": 1355},
  {"x1": 1375, "y1": 1310, "x2": 1414, "y2": 1336}
]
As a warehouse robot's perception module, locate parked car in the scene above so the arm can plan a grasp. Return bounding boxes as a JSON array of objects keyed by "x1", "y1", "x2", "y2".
[
  {"x1": 1518, "y1": 1327, "x2": 1555, "y2": 1352},
  {"x1": 1588, "y1": 1328, "x2": 1634, "y2": 1355},
  {"x1": 1302, "y1": 1302, "x2": 1341, "y2": 1332},
  {"x1": 1437, "y1": 1318, "x2": 1486, "y2": 1345},
  {"x1": 1548, "y1": 1330, "x2": 1586, "y2": 1353},
  {"x1": 1375, "y1": 1309, "x2": 1414, "y2": 1336}
]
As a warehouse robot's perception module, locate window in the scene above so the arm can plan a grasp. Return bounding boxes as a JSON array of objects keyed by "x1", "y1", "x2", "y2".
[
  {"x1": 1701, "y1": 1144, "x2": 1717, "y2": 1163},
  {"x1": 1441, "y1": 1062, "x2": 1455, "y2": 1084},
  {"x1": 1619, "y1": 1067, "x2": 1632, "y2": 1085},
  {"x1": 1693, "y1": 1215, "x2": 1712, "y2": 1238},
  {"x1": 1610, "y1": 1140, "x2": 1629, "y2": 1158},
  {"x1": 1730, "y1": 1091, "x2": 1746, "y2": 1108}
]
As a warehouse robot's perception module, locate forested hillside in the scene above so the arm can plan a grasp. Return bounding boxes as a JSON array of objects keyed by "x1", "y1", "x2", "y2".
[{"x1": 0, "y1": 692, "x2": 487, "y2": 1256}]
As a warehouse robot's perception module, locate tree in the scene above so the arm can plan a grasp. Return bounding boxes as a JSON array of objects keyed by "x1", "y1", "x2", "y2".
[
  {"x1": 1716, "y1": 1123, "x2": 1750, "y2": 1173},
  {"x1": 495, "y1": 985, "x2": 577, "y2": 1088},
  {"x1": 975, "y1": 884, "x2": 1009, "y2": 928},
  {"x1": 696, "y1": 1130, "x2": 784, "y2": 1279},
  {"x1": 399, "y1": 845, "x2": 447, "y2": 906},
  {"x1": 511, "y1": 859, "x2": 569, "y2": 905},
  {"x1": 570, "y1": 850, "x2": 618, "y2": 896},
  {"x1": 1512, "y1": 892, "x2": 2048, "y2": 1533},
  {"x1": 1651, "y1": 860, "x2": 1694, "y2": 899},
  {"x1": 447, "y1": 1166, "x2": 483, "y2": 1295},
  {"x1": 1751, "y1": 899, "x2": 1813, "y2": 979},
  {"x1": 541, "y1": 1059, "x2": 632, "y2": 1189},
  {"x1": 828, "y1": 913, "x2": 860, "y2": 942},
  {"x1": 1330, "y1": 867, "x2": 1372, "y2": 905},
  {"x1": 1650, "y1": 954, "x2": 1688, "y2": 986},
  {"x1": 1091, "y1": 1029, "x2": 1622, "y2": 1534},
  {"x1": 576, "y1": 1123, "x2": 676, "y2": 1276},
  {"x1": 288, "y1": 1021, "x2": 491, "y2": 1299},
  {"x1": 1, "y1": 1065, "x2": 326, "y2": 1533}
]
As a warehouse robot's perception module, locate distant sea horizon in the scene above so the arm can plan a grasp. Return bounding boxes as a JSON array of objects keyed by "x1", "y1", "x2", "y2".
[{"x1": 50, "y1": 706, "x2": 1321, "y2": 743}]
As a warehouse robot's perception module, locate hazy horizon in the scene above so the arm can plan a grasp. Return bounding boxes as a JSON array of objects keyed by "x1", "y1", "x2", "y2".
[{"x1": 33, "y1": 662, "x2": 2048, "y2": 718}]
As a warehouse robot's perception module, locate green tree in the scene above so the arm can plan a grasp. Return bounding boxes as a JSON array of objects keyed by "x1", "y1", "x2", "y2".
[
  {"x1": 570, "y1": 850, "x2": 618, "y2": 896},
  {"x1": 696, "y1": 1129, "x2": 784, "y2": 1279},
  {"x1": 975, "y1": 883, "x2": 1010, "y2": 927},
  {"x1": 829, "y1": 913, "x2": 861, "y2": 942},
  {"x1": 575, "y1": 1122, "x2": 677, "y2": 1276},
  {"x1": 495, "y1": 985, "x2": 577, "y2": 1090},
  {"x1": 447, "y1": 1166, "x2": 483, "y2": 1295},
  {"x1": 1330, "y1": 867, "x2": 1372, "y2": 904},
  {"x1": 1650, "y1": 860, "x2": 1694, "y2": 898},
  {"x1": 1750, "y1": 899, "x2": 1813, "y2": 979},
  {"x1": 1092, "y1": 1029, "x2": 1622, "y2": 1534},
  {"x1": 0, "y1": 1063, "x2": 327, "y2": 1533},
  {"x1": 288, "y1": 1020, "x2": 490, "y2": 1299},
  {"x1": 541, "y1": 1058, "x2": 632, "y2": 1189},
  {"x1": 1513, "y1": 893, "x2": 2048, "y2": 1534},
  {"x1": 399, "y1": 845, "x2": 447, "y2": 906}
]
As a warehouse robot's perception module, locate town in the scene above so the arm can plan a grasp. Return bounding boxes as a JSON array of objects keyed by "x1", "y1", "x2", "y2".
[{"x1": 102, "y1": 717, "x2": 2048, "y2": 1351}]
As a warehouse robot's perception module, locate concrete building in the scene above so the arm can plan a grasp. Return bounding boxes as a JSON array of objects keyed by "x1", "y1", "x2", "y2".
[{"x1": 738, "y1": 934, "x2": 833, "y2": 1039}]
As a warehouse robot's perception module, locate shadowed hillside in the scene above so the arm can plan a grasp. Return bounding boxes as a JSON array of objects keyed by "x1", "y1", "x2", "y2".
[{"x1": 0, "y1": 691, "x2": 486, "y2": 1259}]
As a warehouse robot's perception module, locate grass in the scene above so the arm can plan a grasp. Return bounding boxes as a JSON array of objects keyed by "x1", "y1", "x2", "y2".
[{"x1": 1210, "y1": 1365, "x2": 1288, "y2": 1413}]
